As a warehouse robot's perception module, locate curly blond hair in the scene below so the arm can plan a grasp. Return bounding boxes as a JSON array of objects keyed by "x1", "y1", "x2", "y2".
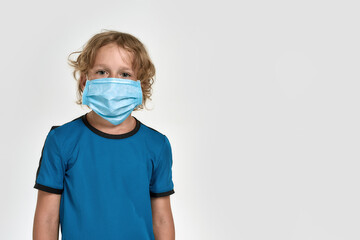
[{"x1": 68, "y1": 30, "x2": 156, "y2": 111}]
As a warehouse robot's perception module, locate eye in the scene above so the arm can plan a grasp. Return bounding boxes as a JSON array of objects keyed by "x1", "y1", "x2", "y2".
[
  {"x1": 121, "y1": 72, "x2": 131, "y2": 78},
  {"x1": 95, "y1": 70, "x2": 107, "y2": 76}
]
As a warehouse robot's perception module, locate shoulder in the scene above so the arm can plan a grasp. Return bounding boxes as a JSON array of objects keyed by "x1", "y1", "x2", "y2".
[
  {"x1": 41, "y1": 115, "x2": 86, "y2": 163},
  {"x1": 48, "y1": 114, "x2": 83, "y2": 132},
  {"x1": 45, "y1": 114, "x2": 85, "y2": 144},
  {"x1": 137, "y1": 119, "x2": 172, "y2": 152},
  {"x1": 139, "y1": 120, "x2": 168, "y2": 141}
]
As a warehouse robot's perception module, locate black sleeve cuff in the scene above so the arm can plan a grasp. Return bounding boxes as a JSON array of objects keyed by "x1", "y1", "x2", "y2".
[
  {"x1": 34, "y1": 183, "x2": 63, "y2": 194},
  {"x1": 150, "y1": 189, "x2": 175, "y2": 198}
]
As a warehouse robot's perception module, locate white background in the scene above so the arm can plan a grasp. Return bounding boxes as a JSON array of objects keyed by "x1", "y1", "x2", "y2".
[{"x1": 0, "y1": 0, "x2": 359, "y2": 239}]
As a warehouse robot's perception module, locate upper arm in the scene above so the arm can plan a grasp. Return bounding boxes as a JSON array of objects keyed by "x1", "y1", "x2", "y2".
[
  {"x1": 33, "y1": 190, "x2": 61, "y2": 240},
  {"x1": 150, "y1": 196, "x2": 173, "y2": 224},
  {"x1": 151, "y1": 196, "x2": 175, "y2": 240},
  {"x1": 34, "y1": 190, "x2": 62, "y2": 223}
]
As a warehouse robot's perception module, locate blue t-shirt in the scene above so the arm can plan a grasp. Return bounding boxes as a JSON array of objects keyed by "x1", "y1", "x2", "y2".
[{"x1": 33, "y1": 113, "x2": 175, "y2": 240}]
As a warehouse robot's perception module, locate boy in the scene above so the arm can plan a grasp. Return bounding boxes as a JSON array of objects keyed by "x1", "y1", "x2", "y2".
[{"x1": 33, "y1": 30, "x2": 175, "y2": 240}]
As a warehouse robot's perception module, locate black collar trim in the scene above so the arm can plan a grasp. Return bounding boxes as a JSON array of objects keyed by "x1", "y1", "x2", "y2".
[{"x1": 81, "y1": 113, "x2": 141, "y2": 139}]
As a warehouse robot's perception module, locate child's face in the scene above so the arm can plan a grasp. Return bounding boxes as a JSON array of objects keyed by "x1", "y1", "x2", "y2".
[{"x1": 81, "y1": 43, "x2": 137, "y2": 89}]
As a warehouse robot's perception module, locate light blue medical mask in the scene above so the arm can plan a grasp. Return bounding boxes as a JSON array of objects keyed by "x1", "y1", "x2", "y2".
[{"x1": 82, "y1": 77, "x2": 143, "y2": 125}]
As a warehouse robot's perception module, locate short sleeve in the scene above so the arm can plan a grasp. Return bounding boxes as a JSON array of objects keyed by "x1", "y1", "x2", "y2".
[
  {"x1": 33, "y1": 126, "x2": 65, "y2": 194},
  {"x1": 149, "y1": 135, "x2": 175, "y2": 197}
]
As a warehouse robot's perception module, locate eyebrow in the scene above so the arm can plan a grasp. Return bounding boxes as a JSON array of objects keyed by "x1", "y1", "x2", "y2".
[{"x1": 93, "y1": 64, "x2": 133, "y2": 72}]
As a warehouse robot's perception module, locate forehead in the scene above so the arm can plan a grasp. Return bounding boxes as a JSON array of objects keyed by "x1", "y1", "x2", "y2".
[{"x1": 93, "y1": 43, "x2": 134, "y2": 68}]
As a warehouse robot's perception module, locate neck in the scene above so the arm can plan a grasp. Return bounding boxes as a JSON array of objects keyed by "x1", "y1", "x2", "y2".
[{"x1": 86, "y1": 110, "x2": 136, "y2": 135}]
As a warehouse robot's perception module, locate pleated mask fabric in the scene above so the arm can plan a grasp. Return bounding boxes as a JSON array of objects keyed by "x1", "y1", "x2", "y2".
[{"x1": 82, "y1": 78, "x2": 143, "y2": 125}]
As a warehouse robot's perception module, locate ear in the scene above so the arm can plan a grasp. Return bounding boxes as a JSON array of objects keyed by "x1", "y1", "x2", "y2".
[{"x1": 80, "y1": 73, "x2": 87, "y2": 92}]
